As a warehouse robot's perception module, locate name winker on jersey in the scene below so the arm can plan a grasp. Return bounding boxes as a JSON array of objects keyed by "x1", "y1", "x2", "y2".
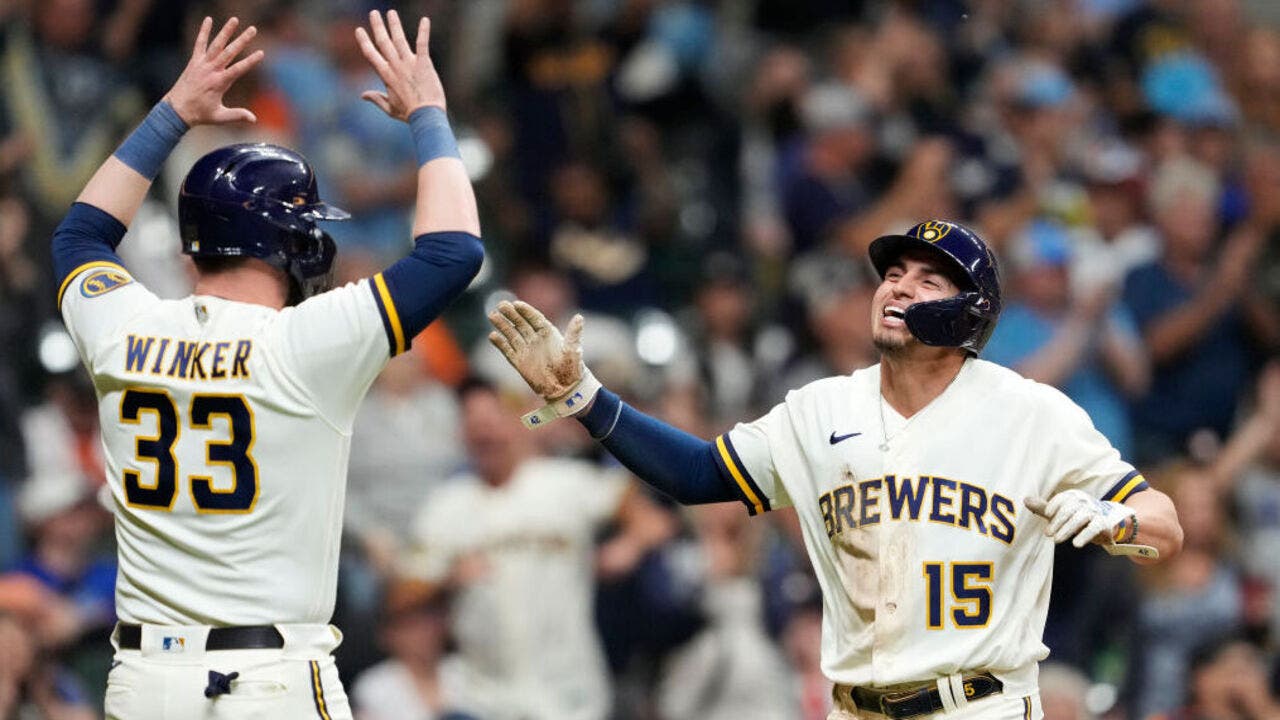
[
  {"x1": 819, "y1": 474, "x2": 1017, "y2": 543},
  {"x1": 122, "y1": 333, "x2": 253, "y2": 381}
]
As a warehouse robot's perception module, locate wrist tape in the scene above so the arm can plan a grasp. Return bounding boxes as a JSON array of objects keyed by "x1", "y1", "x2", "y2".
[
  {"x1": 408, "y1": 106, "x2": 460, "y2": 166},
  {"x1": 521, "y1": 368, "x2": 602, "y2": 429},
  {"x1": 114, "y1": 102, "x2": 188, "y2": 180}
]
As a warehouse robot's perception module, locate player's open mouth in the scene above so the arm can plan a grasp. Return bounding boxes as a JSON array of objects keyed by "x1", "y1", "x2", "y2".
[{"x1": 882, "y1": 305, "x2": 906, "y2": 327}]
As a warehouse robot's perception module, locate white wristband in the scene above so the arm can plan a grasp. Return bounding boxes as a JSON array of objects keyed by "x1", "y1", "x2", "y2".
[{"x1": 521, "y1": 368, "x2": 602, "y2": 429}]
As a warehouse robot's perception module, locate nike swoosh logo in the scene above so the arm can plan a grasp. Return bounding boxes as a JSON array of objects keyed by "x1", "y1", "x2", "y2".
[{"x1": 829, "y1": 431, "x2": 862, "y2": 445}]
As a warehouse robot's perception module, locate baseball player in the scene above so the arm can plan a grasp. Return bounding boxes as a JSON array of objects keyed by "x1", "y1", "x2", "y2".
[
  {"x1": 53, "y1": 12, "x2": 481, "y2": 719},
  {"x1": 487, "y1": 220, "x2": 1183, "y2": 719}
]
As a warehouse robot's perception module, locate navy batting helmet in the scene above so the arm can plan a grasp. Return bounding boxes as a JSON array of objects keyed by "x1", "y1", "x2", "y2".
[
  {"x1": 868, "y1": 220, "x2": 1002, "y2": 355},
  {"x1": 179, "y1": 144, "x2": 349, "y2": 302}
]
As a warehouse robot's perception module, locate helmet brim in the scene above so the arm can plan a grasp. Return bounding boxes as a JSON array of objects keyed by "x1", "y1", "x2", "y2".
[
  {"x1": 301, "y1": 202, "x2": 351, "y2": 222},
  {"x1": 868, "y1": 234, "x2": 974, "y2": 290}
]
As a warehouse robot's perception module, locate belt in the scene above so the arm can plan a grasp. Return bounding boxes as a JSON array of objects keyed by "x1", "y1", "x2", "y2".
[
  {"x1": 117, "y1": 624, "x2": 285, "y2": 651},
  {"x1": 849, "y1": 673, "x2": 1003, "y2": 719}
]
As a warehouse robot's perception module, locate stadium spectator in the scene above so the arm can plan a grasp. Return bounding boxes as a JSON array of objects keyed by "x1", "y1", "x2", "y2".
[
  {"x1": 1, "y1": 467, "x2": 113, "y2": 650},
  {"x1": 401, "y1": 379, "x2": 674, "y2": 720},
  {"x1": 351, "y1": 579, "x2": 475, "y2": 720},
  {"x1": 1038, "y1": 662, "x2": 1096, "y2": 720},
  {"x1": 0, "y1": 0, "x2": 142, "y2": 221},
  {"x1": 985, "y1": 218, "x2": 1149, "y2": 458},
  {"x1": 654, "y1": 503, "x2": 794, "y2": 720},
  {"x1": 781, "y1": 594, "x2": 829, "y2": 720},
  {"x1": 1122, "y1": 157, "x2": 1276, "y2": 464},
  {"x1": 0, "y1": 612, "x2": 94, "y2": 720},
  {"x1": 1131, "y1": 462, "x2": 1244, "y2": 717},
  {"x1": 1160, "y1": 634, "x2": 1280, "y2": 720}
]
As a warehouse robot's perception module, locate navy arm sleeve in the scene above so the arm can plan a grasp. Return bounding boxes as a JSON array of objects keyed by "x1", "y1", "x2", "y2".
[
  {"x1": 51, "y1": 202, "x2": 129, "y2": 305},
  {"x1": 367, "y1": 230, "x2": 484, "y2": 356},
  {"x1": 576, "y1": 388, "x2": 740, "y2": 505}
]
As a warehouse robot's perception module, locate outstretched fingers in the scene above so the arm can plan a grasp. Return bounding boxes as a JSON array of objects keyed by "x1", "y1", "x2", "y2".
[
  {"x1": 514, "y1": 301, "x2": 551, "y2": 333},
  {"x1": 207, "y1": 17, "x2": 240, "y2": 58},
  {"x1": 489, "y1": 331, "x2": 516, "y2": 358},
  {"x1": 416, "y1": 17, "x2": 430, "y2": 59},
  {"x1": 386, "y1": 9, "x2": 414, "y2": 59},
  {"x1": 354, "y1": 27, "x2": 391, "y2": 75},
  {"x1": 367, "y1": 10, "x2": 401, "y2": 63},
  {"x1": 499, "y1": 302, "x2": 539, "y2": 343},
  {"x1": 193, "y1": 17, "x2": 213, "y2": 57},
  {"x1": 489, "y1": 304, "x2": 527, "y2": 350},
  {"x1": 225, "y1": 49, "x2": 265, "y2": 80},
  {"x1": 215, "y1": 24, "x2": 258, "y2": 68},
  {"x1": 563, "y1": 314, "x2": 584, "y2": 352}
]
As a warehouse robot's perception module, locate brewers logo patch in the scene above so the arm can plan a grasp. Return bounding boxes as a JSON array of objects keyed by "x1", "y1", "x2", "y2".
[
  {"x1": 914, "y1": 220, "x2": 953, "y2": 242},
  {"x1": 80, "y1": 269, "x2": 132, "y2": 298}
]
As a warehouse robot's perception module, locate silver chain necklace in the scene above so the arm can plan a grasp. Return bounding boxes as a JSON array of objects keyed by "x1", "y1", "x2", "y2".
[
  {"x1": 877, "y1": 364, "x2": 966, "y2": 452},
  {"x1": 877, "y1": 394, "x2": 900, "y2": 452}
]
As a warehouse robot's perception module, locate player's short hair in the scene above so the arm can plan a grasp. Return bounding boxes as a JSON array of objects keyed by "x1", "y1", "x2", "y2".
[{"x1": 190, "y1": 255, "x2": 252, "y2": 275}]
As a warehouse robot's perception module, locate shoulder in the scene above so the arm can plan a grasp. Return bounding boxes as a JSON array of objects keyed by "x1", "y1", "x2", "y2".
[
  {"x1": 966, "y1": 359, "x2": 1084, "y2": 416},
  {"x1": 782, "y1": 368, "x2": 874, "y2": 407}
]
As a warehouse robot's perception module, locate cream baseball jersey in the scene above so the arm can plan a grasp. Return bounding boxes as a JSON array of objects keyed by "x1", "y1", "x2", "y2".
[
  {"x1": 59, "y1": 261, "x2": 407, "y2": 625},
  {"x1": 712, "y1": 358, "x2": 1148, "y2": 692},
  {"x1": 405, "y1": 458, "x2": 628, "y2": 720}
]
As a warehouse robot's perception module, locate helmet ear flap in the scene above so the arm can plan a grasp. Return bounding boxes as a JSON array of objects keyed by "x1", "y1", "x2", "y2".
[{"x1": 903, "y1": 293, "x2": 998, "y2": 354}]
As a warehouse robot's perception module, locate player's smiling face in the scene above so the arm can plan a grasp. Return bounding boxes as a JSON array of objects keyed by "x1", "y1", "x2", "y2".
[{"x1": 871, "y1": 250, "x2": 961, "y2": 353}]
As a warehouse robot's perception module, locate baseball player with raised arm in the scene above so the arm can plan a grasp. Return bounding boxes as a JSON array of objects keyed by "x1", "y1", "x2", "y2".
[
  {"x1": 52, "y1": 11, "x2": 481, "y2": 719},
  {"x1": 488, "y1": 220, "x2": 1183, "y2": 719}
]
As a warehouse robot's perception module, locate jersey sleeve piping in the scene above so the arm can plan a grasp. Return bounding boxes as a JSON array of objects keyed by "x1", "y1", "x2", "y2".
[
  {"x1": 56, "y1": 260, "x2": 130, "y2": 309},
  {"x1": 1102, "y1": 470, "x2": 1149, "y2": 503},
  {"x1": 713, "y1": 433, "x2": 770, "y2": 515},
  {"x1": 368, "y1": 273, "x2": 406, "y2": 356}
]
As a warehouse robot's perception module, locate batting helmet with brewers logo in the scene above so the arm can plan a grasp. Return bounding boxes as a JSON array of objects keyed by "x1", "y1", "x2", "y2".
[
  {"x1": 179, "y1": 143, "x2": 350, "y2": 302},
  {"x1": 868, "y1": 220, "x2": 1002, "y2": 355}
]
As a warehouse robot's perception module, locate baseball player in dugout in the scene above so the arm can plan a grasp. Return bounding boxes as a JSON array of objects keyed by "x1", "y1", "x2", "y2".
[
  {"x1": 489, "y1": 220, "x2": 1184, "y2": 719},
  {"x1": 52, "y1": 11, "x2": 481, "y2": 719}
]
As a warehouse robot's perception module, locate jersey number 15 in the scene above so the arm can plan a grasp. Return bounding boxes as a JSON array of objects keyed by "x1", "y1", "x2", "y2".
[
  {"x1": 922, "y1": 562, "x2": 992, "y2": 629},
  {"x1": 119, "y1": 388, "x2": 258, "y2": 513}
]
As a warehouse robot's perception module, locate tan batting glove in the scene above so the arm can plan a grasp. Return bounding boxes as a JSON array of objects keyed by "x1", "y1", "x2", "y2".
[
  {"x1": 1024, "y1": 493, "x2": 1158, "y2": 559},
  {"x1": 487, "y1": 300, "x2": 601, "y2": 429}
]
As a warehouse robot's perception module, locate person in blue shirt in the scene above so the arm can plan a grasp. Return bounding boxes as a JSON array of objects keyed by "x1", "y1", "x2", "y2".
[
  {"x1": 985, "y1": 219, "x2": 1149, "y2": 459},
  {"x1": 1122, "y1": 157, "x2": 1279, "y2": 465}
]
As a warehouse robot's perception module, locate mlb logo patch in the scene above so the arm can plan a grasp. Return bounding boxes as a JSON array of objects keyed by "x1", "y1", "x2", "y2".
[{"x1": 162, "y1": 636, "x2": 186, "y2": 652}]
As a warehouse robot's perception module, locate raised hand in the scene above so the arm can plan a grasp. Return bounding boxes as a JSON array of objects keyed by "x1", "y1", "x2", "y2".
[
  {"x1": 355, "y1": 10, "x2": 447, "y2": 121},
  {"x1": 488, "y1": 300, "x2": 584, "y2": 402},
  {"x1": 163, "y1": 17, "x2": 263, "y2": 126}
]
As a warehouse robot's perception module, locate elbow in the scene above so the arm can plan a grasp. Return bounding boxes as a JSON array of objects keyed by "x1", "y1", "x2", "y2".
[{"x1": 460, "y1": 234, "x2": 485, "y2": 281}]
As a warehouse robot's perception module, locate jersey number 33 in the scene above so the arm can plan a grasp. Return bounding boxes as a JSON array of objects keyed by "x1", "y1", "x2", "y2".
[{"x1": 120, "y1": 388, "x2": 258, "y2": 513}]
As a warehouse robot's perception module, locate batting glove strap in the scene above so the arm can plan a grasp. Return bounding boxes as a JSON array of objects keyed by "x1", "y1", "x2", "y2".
[{"x1": 521, "y1": 367, "x2": 602, "y2": 429}]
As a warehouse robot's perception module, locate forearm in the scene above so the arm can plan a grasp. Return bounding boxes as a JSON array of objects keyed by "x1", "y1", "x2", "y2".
[
  {"x1": 1015, "y1": 317, "x2": 1093, "y2": 386},
  {"x1": 408, "y1": 107, "x2": 479, "y2": 237},
  {"x1": 1144, "y1": 287, "x2": 1235, "y2": 363},
  {"x1": 1100, "y1": 323, "x2": 1150, "y2": 396},
  {"x1": 577, "y1": 388, "x2": 740, "y2": 506},
  {"x1": 76, "y1": 102, "x2": 187, "y2": 226},
  {"x1": 1123, "y1": 489, "x2": 1183, "y2": 565}
]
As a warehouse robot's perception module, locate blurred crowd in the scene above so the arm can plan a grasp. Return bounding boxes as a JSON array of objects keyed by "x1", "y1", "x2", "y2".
[{"x1": 1, "y1": 0, "x2": 1279, "y2": 718}]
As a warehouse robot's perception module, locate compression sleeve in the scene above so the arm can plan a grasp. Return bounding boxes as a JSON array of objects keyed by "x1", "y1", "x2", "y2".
[
  {"x1": 367, "y1": 230, "x2": 484, "y2": 356},
  {"x1": 576, "y1": 388, "x2": 739, "y2": 505},
  {"x1": 52, "y1": 203, "x2": 129, "y2": 305}
]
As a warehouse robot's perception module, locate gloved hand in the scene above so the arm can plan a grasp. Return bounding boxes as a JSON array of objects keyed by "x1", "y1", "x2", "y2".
[
  {"x1": 487, "y1": 300, "x2": 601, "y2": 428},
  {"x1": 1024, "y1": 491, "x2": 1156, "y2": 559}
]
